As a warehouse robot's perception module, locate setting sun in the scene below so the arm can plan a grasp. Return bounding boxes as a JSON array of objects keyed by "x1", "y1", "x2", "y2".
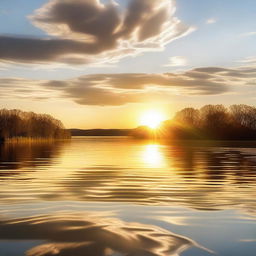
[{"x1": 140, "y1": 110, "x2": 166, "y2": 129}]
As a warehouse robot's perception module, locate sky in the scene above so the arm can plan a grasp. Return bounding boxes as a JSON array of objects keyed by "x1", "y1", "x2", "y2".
[{"x1": 0, "y1": 0, "x2": 255, "y2": 129}]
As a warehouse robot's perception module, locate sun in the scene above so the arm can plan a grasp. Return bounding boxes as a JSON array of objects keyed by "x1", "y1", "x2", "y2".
[{"x1": 139, "y1": 110, "x2": 166, "y2": 129}]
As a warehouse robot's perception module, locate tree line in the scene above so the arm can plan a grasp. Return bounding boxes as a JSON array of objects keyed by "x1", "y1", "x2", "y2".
[
  {"x1": 0, "y1": 109, "x2": 70, "y2": 141},
  {"x1": 132, "y1": 105, "x2": 256, "y2": 140}
]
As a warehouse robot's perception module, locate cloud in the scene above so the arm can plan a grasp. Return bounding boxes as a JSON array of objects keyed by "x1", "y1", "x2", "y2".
[
  {"x1": 240, "y1": 31, "x2": 256, "y2": 37},
  {"x1": 238, "y1": 56, "x2": 256, "y2": 66},
  {"x1": 206, "y1": 18, "x2": 217, "y2": 24},
  {"x1": 164, "y1": 56, "x2": 188, "y2": 67},
  {"x1": 31, "y1": 65, "x2": 256, "y2": 105},
  {"x1": 0, "y1": 77, "x2": 58, "y2": 100},
  {"x1": 0, "y1": 0, "x2": 193, "y2": 65},
  {"x1": 1, "y1": 64, "x2": 256, "y2": 106},
  {"x1": 240, "y1": 239, "x2": 256, "y2": 243}
]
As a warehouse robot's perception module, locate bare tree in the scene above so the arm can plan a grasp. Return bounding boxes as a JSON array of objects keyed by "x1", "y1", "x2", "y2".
[{"x1": 0, "y1": 109, "x2": 70, "y2": 141}]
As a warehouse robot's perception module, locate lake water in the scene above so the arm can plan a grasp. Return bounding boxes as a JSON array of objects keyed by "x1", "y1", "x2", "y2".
[{"x1": 0, "y1": 137, "x2": 255, "y2": 256}]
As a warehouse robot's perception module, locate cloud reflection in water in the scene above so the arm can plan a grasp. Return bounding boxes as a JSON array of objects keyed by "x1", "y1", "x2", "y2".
[{"x1": 0, "y1": 213, "x2": 211, "y2": 256}]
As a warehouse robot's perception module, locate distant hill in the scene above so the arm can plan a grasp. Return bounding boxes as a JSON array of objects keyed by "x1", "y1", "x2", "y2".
[{"x1": 69, "y1": 129, "x2": 133, "y2": 136}]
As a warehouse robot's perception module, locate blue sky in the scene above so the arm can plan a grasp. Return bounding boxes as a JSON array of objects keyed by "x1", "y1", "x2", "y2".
[{"x1": 0, "y1": 0, "x2": 255, "y2": 128}]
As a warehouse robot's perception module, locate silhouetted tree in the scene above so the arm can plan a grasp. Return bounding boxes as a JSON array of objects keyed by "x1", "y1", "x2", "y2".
[
  {"x1": 0, "y1": 109, "x2": 70, "y2": 141},
  {"x1": 230, "y1": 104, "x2": 256, "y2": 129},
  {"x1": 198, "y1": 105, "x2": 232, "y2": 139},
  {"x1": 171, "y1": 104, "x2": 256, "y2": 140},
  {"x1": 175, "y1": 108, "x2": 200, "y2": 127},
  {"x1": 132, "y1": 104, "x2": 256, "y2": 140},
  {"x1": 171, "y1": 108, "x2": 201, "y2": 139}
]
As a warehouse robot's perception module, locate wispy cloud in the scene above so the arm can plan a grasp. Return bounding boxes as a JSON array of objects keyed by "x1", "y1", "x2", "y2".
[
  {"x1": 206, "y1": 18, "x2": 217, "y2": 24},
  {"x1": 240, "y1": 239, "x2": 256, "y2": 243},
  {"x1": 1, "y1": 64, "x2": 256, "y2": 106},
  {"x1": 240, "y1": 31, "x2": 256, "y2": 37},
  {"x1": 0, "y1": 0, "x2": 194, "y2": 66},
  {"x1": 237, "y1": 56, "x2": 256, "y2": 65},
  {"x1": 164, "y1": 56, "x2": 188, "y2": 67}
]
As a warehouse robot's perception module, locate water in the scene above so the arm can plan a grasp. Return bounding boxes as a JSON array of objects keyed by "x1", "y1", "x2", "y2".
[{"x1": 0, "y1": 137, "x2": 255, "y2": 256}]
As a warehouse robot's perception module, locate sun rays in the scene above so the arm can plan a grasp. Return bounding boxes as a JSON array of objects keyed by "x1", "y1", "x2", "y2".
[{"x1": 139, "y1": 110, "x2": 166, "y2": 129}]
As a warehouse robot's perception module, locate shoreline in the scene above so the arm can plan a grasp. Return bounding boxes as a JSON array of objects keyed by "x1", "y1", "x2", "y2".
[{"x1": 1, "y1": 137, "x2": 70, "y2": 144}]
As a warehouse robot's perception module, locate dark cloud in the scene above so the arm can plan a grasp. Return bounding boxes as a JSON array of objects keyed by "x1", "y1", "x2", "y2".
[
  {"x1": 0, "y1": 36, "x2": 94, "y2": 63},
  {"x1": 0, "y1": 0, "x2": 192, "y2": 65},
  {"x1": 1, "y1": 65, "x2": 255, "y2": 106}
]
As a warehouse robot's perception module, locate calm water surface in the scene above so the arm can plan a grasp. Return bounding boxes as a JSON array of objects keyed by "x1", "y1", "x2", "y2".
[{"x1": 0, "y1": 137, "x2": 256, "y2": 256}]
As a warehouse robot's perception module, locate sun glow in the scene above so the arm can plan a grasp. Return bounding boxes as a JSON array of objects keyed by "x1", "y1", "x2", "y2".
[{"x1": 140, "y1": 110, "x2": 166, "y2": 129}]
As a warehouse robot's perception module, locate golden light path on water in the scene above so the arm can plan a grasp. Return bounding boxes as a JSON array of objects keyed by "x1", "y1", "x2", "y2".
[
  {"x1": 142, "y1": 144, "x2": 166, "y2": 167},
  {"x1": 0, "y1": 137, "x2": 256, "y2": 255}
]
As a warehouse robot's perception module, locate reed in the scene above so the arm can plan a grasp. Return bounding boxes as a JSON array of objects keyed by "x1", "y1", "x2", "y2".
[{"x1": 5, "y1": 137, "x2": 70, "y2": 144}]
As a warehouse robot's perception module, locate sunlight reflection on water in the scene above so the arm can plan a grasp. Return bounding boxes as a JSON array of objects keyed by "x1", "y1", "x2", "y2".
[
  {"x1": 0, "y1": 137, "x2": 256, "y2": 256},
  {"x1": 142, "y1": 144, "x2": 165, "y2": 167}
]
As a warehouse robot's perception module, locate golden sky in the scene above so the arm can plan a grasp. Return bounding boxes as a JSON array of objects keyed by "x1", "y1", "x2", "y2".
[{"x1": 0, "y1": 0, "x2": 255, "y2": 128}]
